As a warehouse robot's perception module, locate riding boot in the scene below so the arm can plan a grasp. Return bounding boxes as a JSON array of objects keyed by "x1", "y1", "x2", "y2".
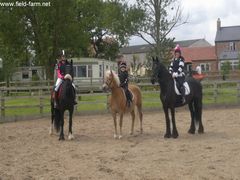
[
  {"x1": 126, "y1": 89, "x2": 132, "y2": 107},
  {"x1": 180, "y1": 86, "x2": 186, "y2": 104},
  {"x1": 54, "y1": 91, "x2": 59, "y2": 109}
]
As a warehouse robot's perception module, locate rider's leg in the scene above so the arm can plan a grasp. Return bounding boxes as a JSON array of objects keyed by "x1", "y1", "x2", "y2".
[
  {"x1": 54, "y1": 78, "x2": 63, "y2": 108},
  {"x1": 178, "y1": 76, "x2": 186, "y2": 103}
]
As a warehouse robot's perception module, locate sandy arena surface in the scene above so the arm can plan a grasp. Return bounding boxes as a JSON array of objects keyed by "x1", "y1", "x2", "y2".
[{"x1": 0, "y1": 108, "x2": 240, "y2": 180}]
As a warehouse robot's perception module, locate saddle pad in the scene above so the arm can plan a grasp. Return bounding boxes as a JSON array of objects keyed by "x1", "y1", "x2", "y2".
[{"x1": 174, "y1": 80, "x2": 190, "y2": 96}]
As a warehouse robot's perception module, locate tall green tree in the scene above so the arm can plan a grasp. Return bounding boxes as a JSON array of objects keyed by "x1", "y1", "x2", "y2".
[{"x1": 135, "y1": 0, "x2": 187, "y2": 63}]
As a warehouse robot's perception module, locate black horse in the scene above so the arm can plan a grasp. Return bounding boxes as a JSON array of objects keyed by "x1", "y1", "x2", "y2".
[
  {"x1": 50, "y1": 62, "x2": 75, "y2": 140},
  {"x1": 151, "y1": 57, "x2": 204, "y2": 138}
]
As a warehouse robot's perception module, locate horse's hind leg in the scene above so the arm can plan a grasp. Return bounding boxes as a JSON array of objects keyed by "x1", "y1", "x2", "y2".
[
  {"x1": 130, "y1": 110, "x2": 135, "y2": 135},
  {"x1": 188, "y1": 101, "x2": 196, "y2": 134},
  {"x1": 194, "y1": 98, "x2": 204, "y2": 134},
  {"x1": 49, "y1": 102, "x2": 54, "y2": 135},
  {"x1": 68, "y1": 108, "x2": 74, "y2": 140},
  {"x1": 112, "y1": 113, "x2": 118, "y2": 139},
  {"x1": 137, "y1": 105, "x2": 143, "y2": 134}
]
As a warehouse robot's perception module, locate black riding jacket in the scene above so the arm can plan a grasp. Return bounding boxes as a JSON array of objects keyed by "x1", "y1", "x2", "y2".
[
  {"x1": 169, "y1": 56, "x2": 185, "y2": 77},
  {"x1": 118, "y1": 71, "x2": 129, "y2": 89}
]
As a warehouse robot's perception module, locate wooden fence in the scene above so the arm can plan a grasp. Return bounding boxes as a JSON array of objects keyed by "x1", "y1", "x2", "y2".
[{"x1": 1, "y1": 80, "x2": 240, "y2": 122}]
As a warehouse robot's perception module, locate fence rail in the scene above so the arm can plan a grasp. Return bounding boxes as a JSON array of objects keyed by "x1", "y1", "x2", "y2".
[{"x1": 1, "y1": 80, "x2": 240, "y2": 122}]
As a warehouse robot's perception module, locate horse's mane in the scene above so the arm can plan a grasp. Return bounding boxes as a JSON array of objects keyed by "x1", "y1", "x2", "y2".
[{"x1": 105, "y1": 70, "x2": 120, "y2": 86}]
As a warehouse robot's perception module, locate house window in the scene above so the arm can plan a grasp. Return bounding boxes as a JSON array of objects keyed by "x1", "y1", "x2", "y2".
[
  {"x1": 77, "y1": 65, "x2": 87, "y2": 77},
  {"x1": 229, "y1": 42, "x2": 235, "y2": 51},
  {"x1": 200, "y1": 63, "x2": 211, "y2": 72},
  {"x1": 88, "y1": 65, "x2": 92, "y2": 77},
  {"x1": 99, "y1": 65, "x2": 103, "y2": 77},
  {"x1": 22, "y1": 72, "x2": 29, "y2": 79}
]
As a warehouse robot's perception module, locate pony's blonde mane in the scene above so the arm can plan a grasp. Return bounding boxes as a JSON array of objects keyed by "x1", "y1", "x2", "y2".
[{"x1": 105, "y1": 70, "x2": 120, "y2": 86}]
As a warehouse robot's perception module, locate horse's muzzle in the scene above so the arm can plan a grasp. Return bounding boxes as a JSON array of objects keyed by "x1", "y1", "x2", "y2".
[{"x1": 102, "y1": 84, "x2": 109, "y2": 92}]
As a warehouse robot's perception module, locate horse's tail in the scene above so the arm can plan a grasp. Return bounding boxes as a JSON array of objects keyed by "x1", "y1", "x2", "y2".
[{"x1": 54, "y1": 108, "x2": 61, "y2": 133}]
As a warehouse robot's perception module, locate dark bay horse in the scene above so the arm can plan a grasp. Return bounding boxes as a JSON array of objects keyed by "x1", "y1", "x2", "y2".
[
  {"x1": 151, "y1": 57, "x2": 204, "y2": 138},
  {"x1": 50, "y1": 74, "x2": 75, "y2": 140},
  {"x1": 103, "y1": 70, "x2": 143, "y2": 139}
]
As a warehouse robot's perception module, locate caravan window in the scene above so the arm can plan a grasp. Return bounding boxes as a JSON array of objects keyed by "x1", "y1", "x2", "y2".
[{"x1": 77, "y1": 66, "x2": 87, "y2": 77}]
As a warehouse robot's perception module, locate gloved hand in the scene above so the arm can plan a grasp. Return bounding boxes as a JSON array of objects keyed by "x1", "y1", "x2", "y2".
[{"x1": 172, "y1": 72, "x2": 178, "y2": 78}]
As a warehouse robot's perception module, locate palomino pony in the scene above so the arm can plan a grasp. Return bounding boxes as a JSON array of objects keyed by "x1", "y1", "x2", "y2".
[
  {"x1": 50, "y1": 74, "x2": 75, "y2": 140},
  {"x1": 151, "y1": 57, "x2": 204, "y2": 138},
  {"x1": 103, "y1": 70, "x2": 143, "y2": 139}
]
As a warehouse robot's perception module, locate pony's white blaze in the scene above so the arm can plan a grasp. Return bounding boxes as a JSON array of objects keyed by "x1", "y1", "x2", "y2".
[
  {"x1": 64, "y1": 74, "x2": 72, "y2": 81},
  {"x1": 105, "y1": 70, "x2": 120, "y2": 86}
]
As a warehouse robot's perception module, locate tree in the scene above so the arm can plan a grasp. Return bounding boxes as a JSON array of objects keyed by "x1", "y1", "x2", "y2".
[
  {"x1": 221, "y1": 61, "x2": 231, "y2": 80},
  {"x1": 135, "y1": 0, "x2": 187, "y2": 63},
  {"x1": 77, "y1": 0, "x2": 144, "y2": 60}
]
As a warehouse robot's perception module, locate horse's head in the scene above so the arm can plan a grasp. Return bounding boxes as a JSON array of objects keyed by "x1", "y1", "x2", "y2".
[
  {"x1": 151, "y1": 57, "x2": 168, "y2": 84},
  {"x1": 102, "y1": 70, "x2": 119, "y2": 92}
]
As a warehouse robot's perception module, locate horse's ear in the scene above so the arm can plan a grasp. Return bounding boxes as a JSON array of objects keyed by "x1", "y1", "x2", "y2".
[
  {"x1": 110, "y1": 70, "x2": 113, "y2": 76},
  {"x1": 156, "y1": 56, "x2": 159, "y2": 62},
  {"x1": 152, "y1": 57, "x2": 155, "y2": 62},
  {"x1": 71, "y1": 59, "x2": 73, "y2": 65}
]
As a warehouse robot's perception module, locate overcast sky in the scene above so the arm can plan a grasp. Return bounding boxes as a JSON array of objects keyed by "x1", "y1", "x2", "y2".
[{"x1": 129, "y1": 0, "x2": 240, "y2": 46}]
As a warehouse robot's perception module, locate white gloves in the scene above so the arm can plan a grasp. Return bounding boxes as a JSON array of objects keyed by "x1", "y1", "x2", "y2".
[{"x1": 172, "y1": 72, "x2": 178, "y2": 78}]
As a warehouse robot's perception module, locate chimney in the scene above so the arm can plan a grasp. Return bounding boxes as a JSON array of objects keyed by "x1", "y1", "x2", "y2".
[{"x1": 217, "y1": 18, "x2": 221, "y2": 31}]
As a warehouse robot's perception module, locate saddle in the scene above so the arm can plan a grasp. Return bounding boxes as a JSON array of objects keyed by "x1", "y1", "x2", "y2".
[{"x1": 174, "y1": 79, "x2": 190, "y2": 96}]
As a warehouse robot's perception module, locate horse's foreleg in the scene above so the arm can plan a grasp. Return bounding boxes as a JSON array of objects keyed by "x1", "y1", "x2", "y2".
[
  {"x1": 119, "y1": 113, "x2": 123, "y2": 139},
  {"x1": 59, "y1": 112, "x2": 65, "y2": 140},
  {"x1": 68, "y1": 109, "x2": 74, "y2": 140},
  {"x1": 112, "y1": 113, "x2": 118, "y2": 139},
  {"x1": 130, "y1": 110, "x2": 135, "y2": 135},
  {"x1": 49, "y1": 104, "x2": 54, "y2": 135},
  {"x1": 188, "y1": 101, "x2": 196, "y2": 134},
  {"x1": 170, "y1": 108, "x2": 178, "y2": 138},
  {"x1": 163, "y1": 106, "x2": 171, "y2": 138}
]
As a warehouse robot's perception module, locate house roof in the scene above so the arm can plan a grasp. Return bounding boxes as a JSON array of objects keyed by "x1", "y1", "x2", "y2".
[
  {"x1": 215, "y1": 26, "x2": 240, "y2": 42},
  {"x1": 219, "y1": 51, "x2": 239, "y2": 60},
  {"x1": 181, "y1": 46, "x2": 217, "y2": 63},
  {"x1": 120, "y1": 39, "x2": 210, "y2": 54}
]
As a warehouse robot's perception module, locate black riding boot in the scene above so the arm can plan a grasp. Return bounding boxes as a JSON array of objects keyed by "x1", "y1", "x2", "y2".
[
  {"x1": 125, "y1": 89, "x2": 132, "y2": 107},
  {"x1": 180, "y1": 86, "x2": 186, "y2": 104}
]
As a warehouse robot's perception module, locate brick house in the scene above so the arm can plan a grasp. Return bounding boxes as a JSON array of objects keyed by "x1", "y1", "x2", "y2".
[
  {"x1": 181, "y1": 46, "x2": 217, "y2": 72},
  {"x1": 215, "y1": 18, "x2": 240, "y2": 70}
]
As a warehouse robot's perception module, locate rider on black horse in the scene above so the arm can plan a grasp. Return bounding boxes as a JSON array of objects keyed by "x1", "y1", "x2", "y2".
[
  {"x1": 118, "y1": 61, "x2": 132, "y2": 107},
  {"x1": 53, "y1": 50, "x2": 77, "y2": 108},
  {"x1": 169, "y1": 44, "x2": 186, "y2": 103}
]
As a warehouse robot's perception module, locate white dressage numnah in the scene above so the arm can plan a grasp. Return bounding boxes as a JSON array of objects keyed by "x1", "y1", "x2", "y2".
[{"x1": 174, "y1": 80, "x2": 190, "y2": 96}]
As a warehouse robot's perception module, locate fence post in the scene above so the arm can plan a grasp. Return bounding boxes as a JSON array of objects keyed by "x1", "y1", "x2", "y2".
[
  {"x1": 213, "y1": 82, "x2": 218, "y2": 104},
  {"x1": 39, "y1": 89, "x2": 43, "y2": 116},
  {"x1": 237, "y1": 82, "x2": 240, "y2": 104},
  {"x1": 0, "y1": 90, "x2": 5, "y2": 121}
]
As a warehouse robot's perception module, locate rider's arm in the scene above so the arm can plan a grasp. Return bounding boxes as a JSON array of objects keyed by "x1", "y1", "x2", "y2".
[{"x1": 177, "y1": 59, "x2": 185, "y2": 76}]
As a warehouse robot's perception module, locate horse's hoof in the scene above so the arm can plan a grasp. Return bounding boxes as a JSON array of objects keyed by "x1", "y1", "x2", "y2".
[
  {"x1": 164, "y1": 133, "x2": 171, "y2": 138},
  {"x1": 114, "y1": 134, "x2": 118, "y2": 139},
  {"x1": 68, "y1": 134, "x2": 74, "y2": 140},
  {"x1": 130, "y1": 132, "x2": 133, "y2": 135},
  {"x1": 198, "y1": 128, "x2": 204, "y2": 134},
  {"x1": 119, "y1": 135, "x2": 123, "y2": 139},
  {"x1": 172, "y1": 132, "x2": 179, "y2": 139},
  {"x1": 140, "y1": 129, "x2": 143, "y2": 134},
  {"x1": 49, "y1": 129, "x2": 53, "y2": 135},
  {"x1": 188, "y1": 129, "x2": 195, "y2": 134},
  {"x1": 59, "y1": 136, "x2": 65, "y2": 141}
]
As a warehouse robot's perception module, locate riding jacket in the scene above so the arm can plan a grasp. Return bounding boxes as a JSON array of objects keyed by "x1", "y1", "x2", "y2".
[
  {"x1": 118, "y1": 71, "x2": 129, "y2": 89},
  {"x1": 56, "y1": 61, "x2": 66, "y2": 79},
  {"x1": 169, "y1": 56, "x2": 185, "y2": 77}
]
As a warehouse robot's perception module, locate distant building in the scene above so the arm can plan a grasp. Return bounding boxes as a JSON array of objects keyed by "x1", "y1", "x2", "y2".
[
  {"x1": 215, "y1": 18, "x2": 240, "y2": 70},
  {"x1": 71, "y1": 57, "x2": 117, "y2": 82},
  {"x1": 182, "y1": 46, "x2": 217, "y2": 72},
  {"x1": 120, "y1": 39, "x2": 212, "y2": 76},
  {"x1": 12, "y1": 66, "x2": 46, "y2": 82}
]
